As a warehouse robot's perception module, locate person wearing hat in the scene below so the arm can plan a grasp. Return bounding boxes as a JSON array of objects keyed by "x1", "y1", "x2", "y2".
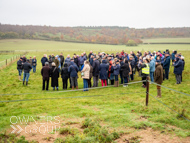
[
  {"x1": 50, "y1": 62, "x2": 59, "y2": 90},
  {"x1": 17, "y1": 57, "x2": 23, "y2": 81},
  {"x1": 154, "y1": 60, "x2": 163, "y2": 97},
  {"x1": 41, "y1": 62, "x2": 51, "y2": 90},
  {"x1": 163, "y1": 53, "x2": 170, "y2": 80},
  {"x1": 112, "y1": 60, "x2": 120, "y2": 87},
  {"x1": 22, "y1": 59, "x2": 32, "y2": 86}
]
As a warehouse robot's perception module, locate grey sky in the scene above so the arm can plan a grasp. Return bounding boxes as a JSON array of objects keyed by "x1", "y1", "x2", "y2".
[{"x1": 0, "y1": 0, "x2": 190, "y2": 28}]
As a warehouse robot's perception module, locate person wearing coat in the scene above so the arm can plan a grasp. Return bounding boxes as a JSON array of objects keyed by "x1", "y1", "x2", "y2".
[
  {"x1": 149, "y1": 57, "x2": 156, "y2": 82},
  {"x1": 65, "y1": 55, "x2": 71, "y2": 66},
  {"x1": 68, "y1": 59, "x2": 79, "y2": 90},
  {"x1": 59, "y1": 53, "x2": 64, "y2": 68},
  {"x1": 50, "y1": 62, "x2": 59, "y2": 90},
  {"x1": 121, "y1": 59, "x2": 130, "y2": 87},
  {"x1": 41, "y1": 54, "x2": 48, "y2": 66},
  {"x1": 129, "y1": 56, "x2": 135, "y2": 81},
  {"x1": 139, "y1": 58, "x2": 150, "y2": 88},
  {"x1": 112, "y1": 60, "x2": 120, "y2": 87},
  {"x1": 54, "y1": 56, "x2": 60, "y2": 69},
  {"x1": 99, "y1": 59, "x2": 109, "y2": 86},
  {"x1": 73, "y1": 54, "x2": 79, "y2": 68},
  {"x1": 32, "y1": 56, "x2": 37, "y2": 73},
  {"x1": 17, "y1": 57, "x2": 23, "y2": 81},
  {"x1": 48, "y1": 55, "x2": 53, "y2": 68},
  {"x1": 163, "y1": 53, "x2": 170, "y2": 80},
  {"x1": 108, "y1": 56, "x2": 114, "y2": 85},
  {"x1": 41, "y1": 62, "x2": 51, "y2": 91},
  {"x1": 92, "y1": 57, "x2": 100, "y2": 87},
  {"x1": 22, "y1": 59, "x2": 32, "y2": 86},
  {"x1": 173, "y1": 57, "x2": 183, "y2": 84},
  {"x1": 154, "y1": 60, "x2": 163, "y2": 97},
  {"x1": 81, "y1": 61, "x2": 90, "y2": 91},
  {"x1": 88, "y1": 64, "x2": 93, "y2": 88},
  {"x1": 61, "y1": 63, "x2": 69, "y2": 90},
  {"x1": 79, "y1": 54, "x2": 87, "y2": 70}
]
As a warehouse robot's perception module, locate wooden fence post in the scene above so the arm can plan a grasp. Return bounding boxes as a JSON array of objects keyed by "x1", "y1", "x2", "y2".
[{"x1": 146, "y1": 76, "x2": 149, "y2": 106}]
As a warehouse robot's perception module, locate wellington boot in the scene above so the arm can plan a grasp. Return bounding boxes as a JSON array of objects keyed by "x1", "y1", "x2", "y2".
[
  {"x1": 26, "y1": 81, "x2": 28, "y2": 86},
  {"x1": 114, "y1": 81, "x2": 117, "y2": 87},
  {"x1": 23, "y1": 81, "x2": 25, "y2": 85},
  {"x1": 72, "y1": 86, "x2": 74, "y2": 90},
  {"x1": 117, "y1": 81, "x2": 119, "y2": 87},
  {"x1": 156, "y1": 89, "x2": 161, "y2": 98}
]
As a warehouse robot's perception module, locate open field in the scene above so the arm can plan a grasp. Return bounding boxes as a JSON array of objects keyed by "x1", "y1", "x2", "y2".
[
  {"x1": 0, "y1": 39, "x2": 190, "y2": 142},
  {"x1": 142, "y1": 38, "x2": 190, "y2": 43}
]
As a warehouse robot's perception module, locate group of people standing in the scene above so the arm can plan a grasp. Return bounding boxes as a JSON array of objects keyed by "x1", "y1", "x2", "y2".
[
  {"x1": 17, "y1": 55, "x2": 37, "y2": 85},
  {"x1": 17, "y1": 49, "x2": 185, "y2": 97}
]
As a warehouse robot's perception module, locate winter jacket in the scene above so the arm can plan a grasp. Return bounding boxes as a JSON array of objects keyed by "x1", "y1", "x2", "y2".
[
  {"x1": 163, "y1": 56, "x2": 170, "y2": 69},
  {"x1": 65, "y1": 57, "x2": 71, "y2": 66},
  {"x1": 32, "y1": 59, "x2": 37, "y2": 66},
  {"x1": 79, "y1": 56, "x2": 87, "y2": 65},
  {"x1": 99, "y1": 60, "x2": 109, "y2": 79},
  {"x1": 154, "y1": 64, "x2": 163, "y2": 84},
  {"x1": 61, "y1": 64, "x2": 69, "y2": 79},
  {"x1": 92, "y1": 59, "x2": 100, "y2": 76},
  {"x1": 50, "y1": 66, "x2": 59, "y2": 87},
  {"x1": 22, "y1": 62, "x2": 32, "y2": 73},
  {"x1": 68, "y1": 62, "x2": 79, "y2": 77},
  {"x1": 41, "y1": 57, "x2": 48, "y2": 66},
  {"x1": 129, "y1": 59, "x2": 135, "y2": 69},
  {"x1": 171, "y1": 53, "x2": 175, "y2": 61},
  {"x1": 149, "y1": 59, "x2": 155, "y2": 73},
  {"x1": 17, "y1": 60, "x2": 23, "y2": 70},
  {"x1": 113, "y1": 64, "x2": 120, "y2": 76},
  {"x1": 59, "y1": 55, "x2": 64, "y2": 63},
  {"x1": 173, "y1": 59, "x2": 183, "y2": 75},
  {"x1": 41, "y1": 65, "x2": 51, "y2": 80},
  {"x1": 81, "y1": 64, "x2": 90, "y2": 79},
  {"x1": 74, "y1": 57, "x2": 79, "y2": 67},
  {"x1": 54, "y1": 59, "x2": 60, "y2": 68},
  {"x1": 121, "y1": 63, "x2": 130, "y2": 78}
]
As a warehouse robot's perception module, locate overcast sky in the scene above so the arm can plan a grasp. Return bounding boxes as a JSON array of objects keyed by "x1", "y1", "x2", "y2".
[{"x1": 0, "y1": 0, "x2": 190, "y2": 28}]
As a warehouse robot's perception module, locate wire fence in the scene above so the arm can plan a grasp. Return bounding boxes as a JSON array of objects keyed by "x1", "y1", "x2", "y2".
[{"x1": 0, "y1": 54, "x2": 22, "y2": 68}]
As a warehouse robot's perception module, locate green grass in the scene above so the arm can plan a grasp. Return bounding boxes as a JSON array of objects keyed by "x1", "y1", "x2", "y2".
[
  {"x1": 0, "y1": 39, "x2": 190, "y2": 142},
  {"x1": 142, "y1": 38, "x2": 190, "y2": 43}
]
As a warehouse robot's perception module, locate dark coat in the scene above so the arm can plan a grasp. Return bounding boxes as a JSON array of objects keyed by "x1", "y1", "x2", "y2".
[
  {"x1": 121, "y1": 63, "x2": 130, "y2": 78},
  {"x1": 59, "y1": 55, "x2": 64, "y2": 63},
  {"x1": 61, "y1": 64, "x2": 69, "y2": 79},
  {"x1": 41, "y1": 65, "x2": 51, "y2": 80},
  {"x1": 99, "y1": 60, "x2": 109, "y2": 79},
  {"x1": 68, "y1": 62, "x2": 79, "y2": 77},
  {"x1": 89, "y1": 65, "x2": 93, "y2": 79},
  {"x1": 129, "y1": 59, "x2": 135, "y2": 68},
  {"x1": 113, "y1": 64, "x2": 120, "y2": 75},
  {"x1": 92, "y1": 59, "x2": 100, "y2": 76},
  {"x1": 74, "y1": 57, "x2": 79, "y2": 67},
  {"x1": 32, "y1": 59, "x2": 37, "y2": 66},
  {"x1": 173, "y1": 59, "x2": 183, "y2": 75},
  {"x1": 79, "y1": 56, "x2": 86, "y2": 65},
  {"x1": 41, "y1": 57, "x2": 48, "y2": 66},
  {"x1": 22, "y1": 62, "x2": 32, "y2": 73},
  {"x1": 163, "y1": 56, "x2": 170, "y2": 69},
  {"x1": 17, "y1": 60, "x2": 23, "y2": 70},
  {"x1": 50, "y1": 66, "x2": 59, "y2": 87},
  {"x1": 154, "y1": 64, "x2": 163, "y2": 84}
]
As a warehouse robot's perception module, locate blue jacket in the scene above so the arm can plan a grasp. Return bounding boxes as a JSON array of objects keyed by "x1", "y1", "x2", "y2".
[
  {"x1": 65, "y1": 57, "x2": 71, "y2": 66},
  {"x1": 172, "y1": 53, "x2": 175, "y2": 61},
  {"x1": 113, "y1": 64, "x2": 120, "y2": 75},
  {"x1": 99, "y1": 60, "x2": 109, "y2": 79},
  {"x1": 163, "y1": 56, "x2": 170, "y2": 69},
  {"x1": 41, "y1": 57, "x2": 48, "y2": 66},
  {"x1": 173, "y1": 59, "x2": 183, "y2": 75},
  {"x1": 79, "y1": 56, "x2": 87, "y2": 65},
  {"x1": 68, "y1": 62, "x2": 79, "y2": 77},
  {"x1": 161, "y1": 55, "x2": 165, "y2": 64},
  {"x1": 149, "y1": 59, "x2": 155, "y2": 72}
]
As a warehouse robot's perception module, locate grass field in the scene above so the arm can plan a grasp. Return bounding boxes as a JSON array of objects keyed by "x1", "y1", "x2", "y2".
[
  {"x1": 142, "y1": 38, "x2": 190, "y2": 43},
  {"x1": 0, "y1": 39, "x2": 190, "y2": 142}
]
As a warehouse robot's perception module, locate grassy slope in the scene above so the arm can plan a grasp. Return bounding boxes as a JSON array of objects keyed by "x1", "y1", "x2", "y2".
[{"x1": 0, "y1": 39, "x2": 190, "y2": 138}]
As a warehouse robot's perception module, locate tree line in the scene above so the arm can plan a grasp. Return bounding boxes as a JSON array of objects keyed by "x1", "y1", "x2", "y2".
[{"x1": 0, "y1": 24, "x2": 190, "y2": 45}]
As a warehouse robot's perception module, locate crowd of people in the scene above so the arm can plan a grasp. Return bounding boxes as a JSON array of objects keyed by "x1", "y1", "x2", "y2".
[{"x1": 17, "y1": 49, "x2": 185, "y2": 97}]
